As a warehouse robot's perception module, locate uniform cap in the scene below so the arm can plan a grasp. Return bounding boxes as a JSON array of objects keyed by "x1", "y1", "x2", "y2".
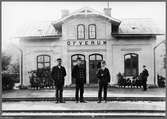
[
  {"x1": 57, "y1": 58, "x2": 62, "y2": 61},
  {"x1": 101, "y1": 60, "x2": 106, "y2": 64}
]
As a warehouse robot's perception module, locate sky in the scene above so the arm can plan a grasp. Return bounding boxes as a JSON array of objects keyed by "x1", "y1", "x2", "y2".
[{"x1": 2, "y1": 2, "x2": 166, "y2": 50}]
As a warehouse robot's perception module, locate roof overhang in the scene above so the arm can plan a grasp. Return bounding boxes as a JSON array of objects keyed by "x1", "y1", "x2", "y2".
[
  {"x1": 52, "y1": 7, "x2": 121, "y2": 27},
  {"x1": 112, "y1": 33, "x2": 164, "y2": 38},
  {"x1": 18, "y1": 35, "x2": 61, "y2": 41}
]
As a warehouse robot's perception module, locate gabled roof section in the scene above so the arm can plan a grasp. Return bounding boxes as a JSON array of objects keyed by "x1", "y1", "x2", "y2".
[
  {"x1": 112, "y1": 18, "x2": 164, "y2": 36},
  {"x1": 15, "y1": 21, "x2": 60, "y2": 38},
  {"x1": 52, "y1": 7, "x2": 121, "y2": 26}
]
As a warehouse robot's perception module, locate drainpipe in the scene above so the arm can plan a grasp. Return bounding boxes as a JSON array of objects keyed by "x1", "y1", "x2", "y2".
[
  {"x1": 153, "y1": 40, "x2": 165, "y2": 86},
  {"x1": 11, "y1": 38, "x2": 24, "y2": 88},
  {"x1": 19, "y1": 48, "x2": 23, "y2": 88}
]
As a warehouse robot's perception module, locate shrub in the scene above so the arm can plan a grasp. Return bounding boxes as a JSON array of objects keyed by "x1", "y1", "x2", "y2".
[
  {"x1": 28, "y1": 68, "x2": 54, "y2": 89},
  {"x1": 17, "y1": 84, "x2": 28, "y2": 89},
  {"x1": 2, "y1": 73, "x2": 15, "y2": 90},
  {"x1": 117, "y1": 73, "x2": 143, "y2": 88},
  {"x1": 2, "y1": 53, "x2": 11, "y2": 71},
  {"x1": 157, "y1": 74, "x2": 166, "y2": 88},
  {"x1": 117, "y1": 72, "x2": 126, "y2": 87}
]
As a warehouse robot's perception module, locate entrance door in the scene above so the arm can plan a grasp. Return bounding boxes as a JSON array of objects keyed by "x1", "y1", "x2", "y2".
[
  {"x1": 71, "y1": 54, "x2": 86, "y2": 84},
  {"x1": 89, "y1": 54, "x2": 103, "y2": 84}
]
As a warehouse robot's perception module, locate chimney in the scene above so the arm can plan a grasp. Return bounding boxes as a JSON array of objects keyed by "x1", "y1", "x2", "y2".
[
  {"x1": 61, "y1": 9, "x2": 69, "y2": 18},
  {"x1": 103, "y1": 8, "x2": 111, "y2": 17}
]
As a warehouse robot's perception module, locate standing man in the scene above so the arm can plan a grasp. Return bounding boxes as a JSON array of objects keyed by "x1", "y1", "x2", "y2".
[
  {"x1": 72, "y1": 57, "x2": 87, "y2": 103},
  {"x1": 96, "y1": 60, "x2": 110, "y2": 103},
  {"x1": 51, "y1": 58, "x2": 66, "y2": 103},
  {"x1": 141, "y1": 65, "x2": 149, "y2": 91}
]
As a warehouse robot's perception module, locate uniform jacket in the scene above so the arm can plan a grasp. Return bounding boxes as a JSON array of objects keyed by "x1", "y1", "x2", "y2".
[
  {"x1": 96, "y1": 68, "x2": 110, "y2": 84},
  {"x1": 51, "y1": 65, "x2": 66, "y2": 86},
  {"x1": 141, "y1": 69, "x2": 149, "y2": 81},
  {"x1": 72, "y1": 65, "x2": 86, "y2": 84}
]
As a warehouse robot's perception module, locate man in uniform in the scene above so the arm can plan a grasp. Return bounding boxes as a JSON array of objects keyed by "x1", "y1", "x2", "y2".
[
  {"x1": 51, "y1": 58, "x2": 66, "y2": 103},
  {"x1": 141, "y1": 65, "x2": 149, "y2": 91},
  {"x1": 96, "y1": 60, "x2": 110, "y2": 103},
  {"x1": 72, "y1": 57, "x2": 87, "y2": 103}
]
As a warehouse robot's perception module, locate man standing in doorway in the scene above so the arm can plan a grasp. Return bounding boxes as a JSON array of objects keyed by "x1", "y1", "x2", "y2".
[
  {"x1": 96, "y1": 60, "x2": 110, "y2": 103},
  {"x1": 72, "y1": 57, "x2": 87, "y2": 103},
  {"x1": 141, "y1": 65, "x2": 149, "y2": 91},
  {"x1": 51, "y1": 58, "x2": 66, "y2": 103}
]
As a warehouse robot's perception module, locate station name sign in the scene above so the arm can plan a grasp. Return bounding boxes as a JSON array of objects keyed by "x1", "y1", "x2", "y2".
[
  {"x1": 121, "y1": 48, "x2": 142, "y2": 51},
  {"x1": 67, "y1": 40, "x2": 107, "y2": 46}
]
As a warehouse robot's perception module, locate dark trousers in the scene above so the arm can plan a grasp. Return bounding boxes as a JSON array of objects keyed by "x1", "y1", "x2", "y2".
[
  {"x1": 143, "y1": 80, "x2": 147, "y2": 91},
  {"x1": 75, "y1": 83, "x2": 84, "y2": 101},
  {"x1": 55, "y1": 85, "x2": 63, "y2": 101},
  {"x1": 98, "y1": 83, "x2": 108, "y2": 101}
]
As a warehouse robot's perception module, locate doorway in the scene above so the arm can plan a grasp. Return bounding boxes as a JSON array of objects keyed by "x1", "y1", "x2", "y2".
[
  {"x1": 71, "y1": 54, "x2": 86, "y2": 84},
  {"x1": 89, "y1": 54, "x2": 103, "y2": 84}
]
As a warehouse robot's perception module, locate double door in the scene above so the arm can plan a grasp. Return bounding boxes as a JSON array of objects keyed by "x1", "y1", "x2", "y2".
[
  {"x1": 71, "y1": 54, "x2": 86, "y2": 84},
  {"x1": 71, "y1": 53, "x2": 103, "y2": 84},
  {"x1": 89, "y1": 54, "x2": 103, "y2": 84}
]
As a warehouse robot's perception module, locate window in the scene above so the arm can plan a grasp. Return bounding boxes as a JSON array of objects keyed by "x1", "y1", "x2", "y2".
[
  {"x1": 112, "y1": 24, "x2": 119, "y2": 33},
  {"x1": 89, "y1": 53, "x2": 103, "y2": 61},
  {"x1": 124, "y1": 53, "x2": 138, "y2": 76},
  {"x1": 88, "y1": 24, "x2": 96, "y2": 39},
  {"x1": 71, "y1": 54, "x2": 85, "y2": 61},
  {"x1": 77, "y1": 24, "x2": 85, "y2": 40},
  {"x1": 37, "y1": 55, "x2": 51, "y2": 69}
]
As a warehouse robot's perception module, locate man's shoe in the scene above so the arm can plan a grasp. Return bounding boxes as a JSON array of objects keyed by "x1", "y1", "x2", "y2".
[
  {"x1": 56, "y1": 100, "x2": 59, "y2": 103},
  {"x1": 104, "y1": 100, "x2": 107, "y2": 103},
  {"x1": 97, "y1": 101, "x2": 101, "y2": 103},
  {"x1": 80, "y1": 100, "x2": 87, "y2": 103},
  {"x1": 76, "y1": 101, "x2": 79, "y2": 103}
]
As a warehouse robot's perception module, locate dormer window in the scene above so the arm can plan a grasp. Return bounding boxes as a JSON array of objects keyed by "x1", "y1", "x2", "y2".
[
  {"x1": 88, "y1": 24, "x2": 96, "y2": 39},
  {"x1": 112, "y1": 24, "x2": 119, "y2": 33},
  {"x1": 77, "y1": 24, "x2": 85, "y2": 40}
]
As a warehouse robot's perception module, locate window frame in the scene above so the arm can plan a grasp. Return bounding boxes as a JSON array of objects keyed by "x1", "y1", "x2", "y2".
[
  {"x1": 88, "y1": 24, "x2": 96, "y2": 39},
  {"x1": 37, "y1": 55, "x2": 51, "y2": 69},
  {"x1": 124, "y1": 53, "x2": 139, "y2": 76},
  {"x1": 77, "y1": 24, "x2": 85, "y2": 40},
  {"x1": 71, "y1": 54, "x2": 86, "y2": 84},
  {"x1": 89, "y1": 53, "x2": 103, "y2": 61}
]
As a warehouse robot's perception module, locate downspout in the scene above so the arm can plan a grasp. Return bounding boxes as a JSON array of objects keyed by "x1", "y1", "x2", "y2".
[
  {"x1": 20, "y1": 49, "x2": 23, "y2": 88},
  {"x1": 11, "y1": 39, "x2": 24, "y2": 88}
]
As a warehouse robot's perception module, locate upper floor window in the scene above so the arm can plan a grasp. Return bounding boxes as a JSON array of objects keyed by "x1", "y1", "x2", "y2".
[
  {"x1": 88, "y1": 24, "x2": 96, "y2": 39},
  {"x1": 37, "y1": 55, "x2": 51, "y2": 69},
  {"x1": 112, "y1": 24, "x2": 119, "y2": 33},
  {"x1": 124, "y1": 53, "x2": 138, "y2": 76},
  {"x1": 77, "y1": 24, "x2": 85, "y2": 40}
]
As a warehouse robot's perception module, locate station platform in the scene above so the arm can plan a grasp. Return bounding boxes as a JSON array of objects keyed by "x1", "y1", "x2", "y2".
[{"x1": 2, "y1": 87, "x2": 165, "y2": 101}]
